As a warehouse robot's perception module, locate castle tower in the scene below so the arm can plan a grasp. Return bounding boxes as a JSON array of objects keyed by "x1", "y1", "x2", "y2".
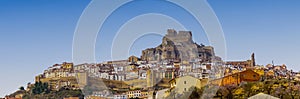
[
  {"x1": 166, "y1": 29, "x2": 177, "y2": 37},
  {"x1": 251, "y1": 53, "x2": 256, "y2": 67}
]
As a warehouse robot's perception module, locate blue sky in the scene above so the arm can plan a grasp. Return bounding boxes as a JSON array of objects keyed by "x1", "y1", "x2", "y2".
[{"x1": 0, "y1": 0, "x2": 300, "y2": 97}]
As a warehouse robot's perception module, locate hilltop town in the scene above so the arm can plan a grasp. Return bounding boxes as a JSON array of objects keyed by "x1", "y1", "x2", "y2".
[{"x1": 4, "y1": 29, "x2": 300, "y2": 99}]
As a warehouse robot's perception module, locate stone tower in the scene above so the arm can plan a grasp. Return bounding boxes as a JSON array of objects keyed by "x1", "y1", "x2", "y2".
[{"x1": 251, "y1": 53, "x2": 256, "y2": 67}]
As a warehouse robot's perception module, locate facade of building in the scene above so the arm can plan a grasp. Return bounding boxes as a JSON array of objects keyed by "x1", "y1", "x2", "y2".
[
  {"x1": 167, "y1": 76, "x2": 202, "y2": 95},
  {"x1": 113, "y1": 93, "x2": 127, "y2": 99},
  {"x1": 211, "y1": 69, "x2": 260, "y2": 86}
]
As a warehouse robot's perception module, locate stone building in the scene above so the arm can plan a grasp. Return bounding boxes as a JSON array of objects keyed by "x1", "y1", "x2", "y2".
[
  {"x1": 225, "y1": 53, "x2": 256, "y2": 68},
  {"x1": 167, "y1": 75, "x2": 202, "y2": 95},
  {"x1": 211, "y1": 69, "x2": 260, "y2": 86}
]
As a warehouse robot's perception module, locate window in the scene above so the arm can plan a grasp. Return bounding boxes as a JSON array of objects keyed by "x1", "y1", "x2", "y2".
[
  {"x1": 253, "y1": 75, "x2": 256, "y2": 78},
  {"x1": 184, "y1": 88, "x2": 187, "y2": 91},
  {"x1": 184, "y1": 81, "x2": 186, "y2": 84}
]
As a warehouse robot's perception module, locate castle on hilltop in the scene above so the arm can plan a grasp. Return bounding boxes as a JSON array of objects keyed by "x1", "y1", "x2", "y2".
[
  {"x1": 164, "y1": 29, "x2": 193, "y2": 43},
  {"x1": 141, "y1": 29, "x2": 221, "y2": 63}
]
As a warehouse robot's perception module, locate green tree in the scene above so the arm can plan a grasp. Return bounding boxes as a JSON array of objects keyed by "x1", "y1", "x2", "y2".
[
  {"x1": 215, "y1": 86, "x2": 228, "y2": 99},
  {"x1": 233, "y1": 87, "x2": 245, "y2": 98},
  {"x1": 31, "y1": 81, "x2": 50, "y2": 94},
  {"x1": 189, "y1": 87, "x2": 202, "y2": 99},
  {"x1": 19, "y1": 86, "x2": 25, "y2": 90},
  {"x1": 224, "y1": 85, "x2": 237, "y2": 99}
]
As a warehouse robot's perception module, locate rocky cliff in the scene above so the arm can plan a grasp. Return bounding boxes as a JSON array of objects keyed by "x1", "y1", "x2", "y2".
[{"x1": 141, "y1": 29, "x2": 219, "y2": 62}]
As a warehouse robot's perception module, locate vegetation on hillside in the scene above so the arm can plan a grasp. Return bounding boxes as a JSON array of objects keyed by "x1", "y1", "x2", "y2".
[
  {"x1": 11, "y1": 81, "x2": 84, "y2": 99},
  {"x1": 166, "y1": 79, "x2": 300, "y2": 99}
]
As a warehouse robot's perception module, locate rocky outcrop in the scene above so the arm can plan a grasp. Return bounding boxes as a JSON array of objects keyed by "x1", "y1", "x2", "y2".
[{"x1": 141, "y1": 29, "x2": 218, "y2": 62}]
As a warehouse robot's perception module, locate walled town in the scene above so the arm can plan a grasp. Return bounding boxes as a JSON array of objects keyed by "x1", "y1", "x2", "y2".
[{"x1": 4, "y1": 30, "x2": 300, "y2": 99}]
